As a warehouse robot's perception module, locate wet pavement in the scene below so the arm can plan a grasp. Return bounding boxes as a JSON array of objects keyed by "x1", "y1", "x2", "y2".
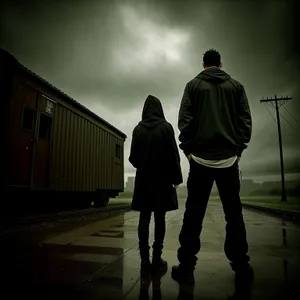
[{"x1": 1, "y1": 201, "x2": 300, "y2": 299}]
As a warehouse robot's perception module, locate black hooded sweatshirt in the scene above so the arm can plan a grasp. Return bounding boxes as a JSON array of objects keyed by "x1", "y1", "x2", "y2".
[
  {"x1": 178, "y1": 67, "x2": 252, "y2": 160},
  {"x1": 129, "y1": 95, "x2": 183, "y2": 185}
]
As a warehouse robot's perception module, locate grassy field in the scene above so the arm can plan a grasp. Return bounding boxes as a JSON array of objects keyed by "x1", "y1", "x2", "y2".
[{"x1": 109, "y1": 197, "x2": 132, "y2": 205}]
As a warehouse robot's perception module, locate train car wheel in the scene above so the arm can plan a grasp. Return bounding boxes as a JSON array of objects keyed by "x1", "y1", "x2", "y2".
[
  {"x1": 102, "y1": 195, "x2": 109, "y2": 207},
  {"x1": 93, "y1": 191, "x2": 109, "y2": 207}
]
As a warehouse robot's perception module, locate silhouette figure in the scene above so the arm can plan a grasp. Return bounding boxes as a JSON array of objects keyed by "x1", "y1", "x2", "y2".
[
  {"x1": 129, "y1": 95, "x2": 183, "y2": 275},
  {"x1": 172, "y1": 49, "x2": 254, "y2": 286}
]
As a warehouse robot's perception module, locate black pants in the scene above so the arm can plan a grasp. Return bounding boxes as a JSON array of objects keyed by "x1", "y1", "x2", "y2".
[
  {"x1": 138, "y1": 210, "x2": 166, "y2": 259},
  {"x1": 178, "y1": 159, "x2": 250, "y2": 270}
]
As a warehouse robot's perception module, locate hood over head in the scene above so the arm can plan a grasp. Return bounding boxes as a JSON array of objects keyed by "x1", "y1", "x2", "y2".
[
  {"x1": 197, "y1": 66, "x2": 231, "y2": 82},
  {"x1": 138, "y1": 95, "x2": 166, "y2": 128}
]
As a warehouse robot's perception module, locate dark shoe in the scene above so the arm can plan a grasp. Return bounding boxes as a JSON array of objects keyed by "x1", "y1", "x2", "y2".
[
  {"x1": 152, "y1": 257, "x2": 168, "y2": 272},
  {"x1": 234, "y1": 264, "x2": 254, "y2": 283},
  {"x1": 171, "y1": 265, "x2": 195, "y2": 285}
]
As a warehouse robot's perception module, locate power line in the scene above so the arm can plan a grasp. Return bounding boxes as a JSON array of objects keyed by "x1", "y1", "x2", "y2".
[
  {"x1": 279, "y1": 111, "x2": 300, "y2": 136},
  {"x1": 281, "y1": 105, "x2": 300, "y2": 127},
  {"x1": 264, "y1": 102, "x2": 277, "y2": 123},
  {"x1": 260, "y1": 95, "x2": 292, "y2": 202}
]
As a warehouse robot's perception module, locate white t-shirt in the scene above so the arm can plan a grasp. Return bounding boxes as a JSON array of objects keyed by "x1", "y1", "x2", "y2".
[{"x1": 191, "y1": 154, "x2": 237, "y2": 168}]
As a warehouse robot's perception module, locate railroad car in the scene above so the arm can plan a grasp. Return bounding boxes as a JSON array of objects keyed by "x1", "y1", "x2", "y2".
[{"x1": 1, "y1": 48, "x2": 127, "y2": 208}]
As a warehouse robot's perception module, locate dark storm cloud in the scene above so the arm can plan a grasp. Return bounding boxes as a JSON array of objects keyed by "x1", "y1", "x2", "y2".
[
  {"x1": 1, "y1": 0, "x2": 298, "y2": 111},
  {"x1": 1, "y1": 0, "x2": 299, "y2": 177},
  {"x1": 151, "y1": 0, "x2": 300, "y2": 176},
  {"x1": 0, "y1": 0, "x2": 193, "y2": 110}
]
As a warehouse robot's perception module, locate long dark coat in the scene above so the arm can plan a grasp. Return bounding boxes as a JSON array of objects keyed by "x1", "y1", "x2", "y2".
[{"x1": 129, "y1": 95, "x2": 183, "y2": 212}]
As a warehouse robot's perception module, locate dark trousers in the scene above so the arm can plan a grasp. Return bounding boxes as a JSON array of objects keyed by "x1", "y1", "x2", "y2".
[
  {"x1": 138, "y1": 210, "x2": 166, "y2": 259},
  {"x1": 178, "y1": 159, "x2": 250, "y2": 270}
]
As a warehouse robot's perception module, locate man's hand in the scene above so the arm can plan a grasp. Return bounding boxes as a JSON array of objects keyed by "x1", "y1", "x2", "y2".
[
  {"x1": 173, "y1": 184, "x2": 179, "y2": 189},
  {"x1": 187, "y1": 154, "x2": 192, "y2": 161},
  {"x1": 237, "y1": 156, "x2": 241, "y2": 163}
]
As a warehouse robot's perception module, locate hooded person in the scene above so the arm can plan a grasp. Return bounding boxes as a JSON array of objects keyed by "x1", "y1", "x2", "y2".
[
  {"x1": 129, "y1": 94, "x2": 183, "y2": 274},
  {"x1": 172, "y1": 49, "x2": 253, "y2": 287}
]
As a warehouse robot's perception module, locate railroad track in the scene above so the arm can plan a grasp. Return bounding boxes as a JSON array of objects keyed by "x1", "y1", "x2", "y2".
[{"x1": 0, "y1": 204, "x2": 131, "y2": 233}]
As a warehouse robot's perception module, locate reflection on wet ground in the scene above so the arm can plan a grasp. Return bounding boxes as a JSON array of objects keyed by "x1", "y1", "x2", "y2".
[{"x1": 1, "y1": 201, "x2": 300, "y2": 299}]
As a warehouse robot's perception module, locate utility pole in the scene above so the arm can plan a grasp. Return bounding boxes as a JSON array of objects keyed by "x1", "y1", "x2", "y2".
[{"x1": 260, "y1": 95, "x2": 292, "y2": 202}]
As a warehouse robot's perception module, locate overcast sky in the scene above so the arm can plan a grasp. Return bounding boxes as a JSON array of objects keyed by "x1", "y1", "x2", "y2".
[{"x1": 1, "y1": 0, "x2": 299, "y2": 183}]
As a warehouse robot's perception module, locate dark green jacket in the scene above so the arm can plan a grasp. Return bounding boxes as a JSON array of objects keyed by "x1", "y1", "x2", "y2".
[{"x1": 178, "y1": 67, "x2": 252, "y2": 159}]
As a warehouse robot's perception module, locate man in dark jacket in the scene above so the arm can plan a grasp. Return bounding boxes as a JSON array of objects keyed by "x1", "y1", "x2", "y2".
[
  {"x1": 172, "y1": 49, "x2": 253, "y2": 287},
  {"x1": 129, "y1": 95, "x2": 183, "y2": 275}
]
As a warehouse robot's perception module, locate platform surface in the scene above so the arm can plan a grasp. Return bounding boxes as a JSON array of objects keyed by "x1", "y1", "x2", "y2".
[{"x1": 2, "y1": 201, "x2": 300, "y2": 299}]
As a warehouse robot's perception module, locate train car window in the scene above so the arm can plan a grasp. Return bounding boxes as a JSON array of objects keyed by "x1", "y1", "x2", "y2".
[
  {"x1": 38, "y1": 114, "x2": 52, "y2": 140},
  {"x1": 115, "y1": 144, "x2": 121, "y2": 159},
  {"x1": 21, "y1": 107, "x2": 35, "y2": 131}
]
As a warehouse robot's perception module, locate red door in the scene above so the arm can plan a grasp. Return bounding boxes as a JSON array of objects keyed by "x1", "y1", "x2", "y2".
[
  {"x1": 9, "y1": 83, "x2": 38, "y2": 188},
  {"x1": 32, "y1": 96, "x2": 55, "y2": 190}
]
